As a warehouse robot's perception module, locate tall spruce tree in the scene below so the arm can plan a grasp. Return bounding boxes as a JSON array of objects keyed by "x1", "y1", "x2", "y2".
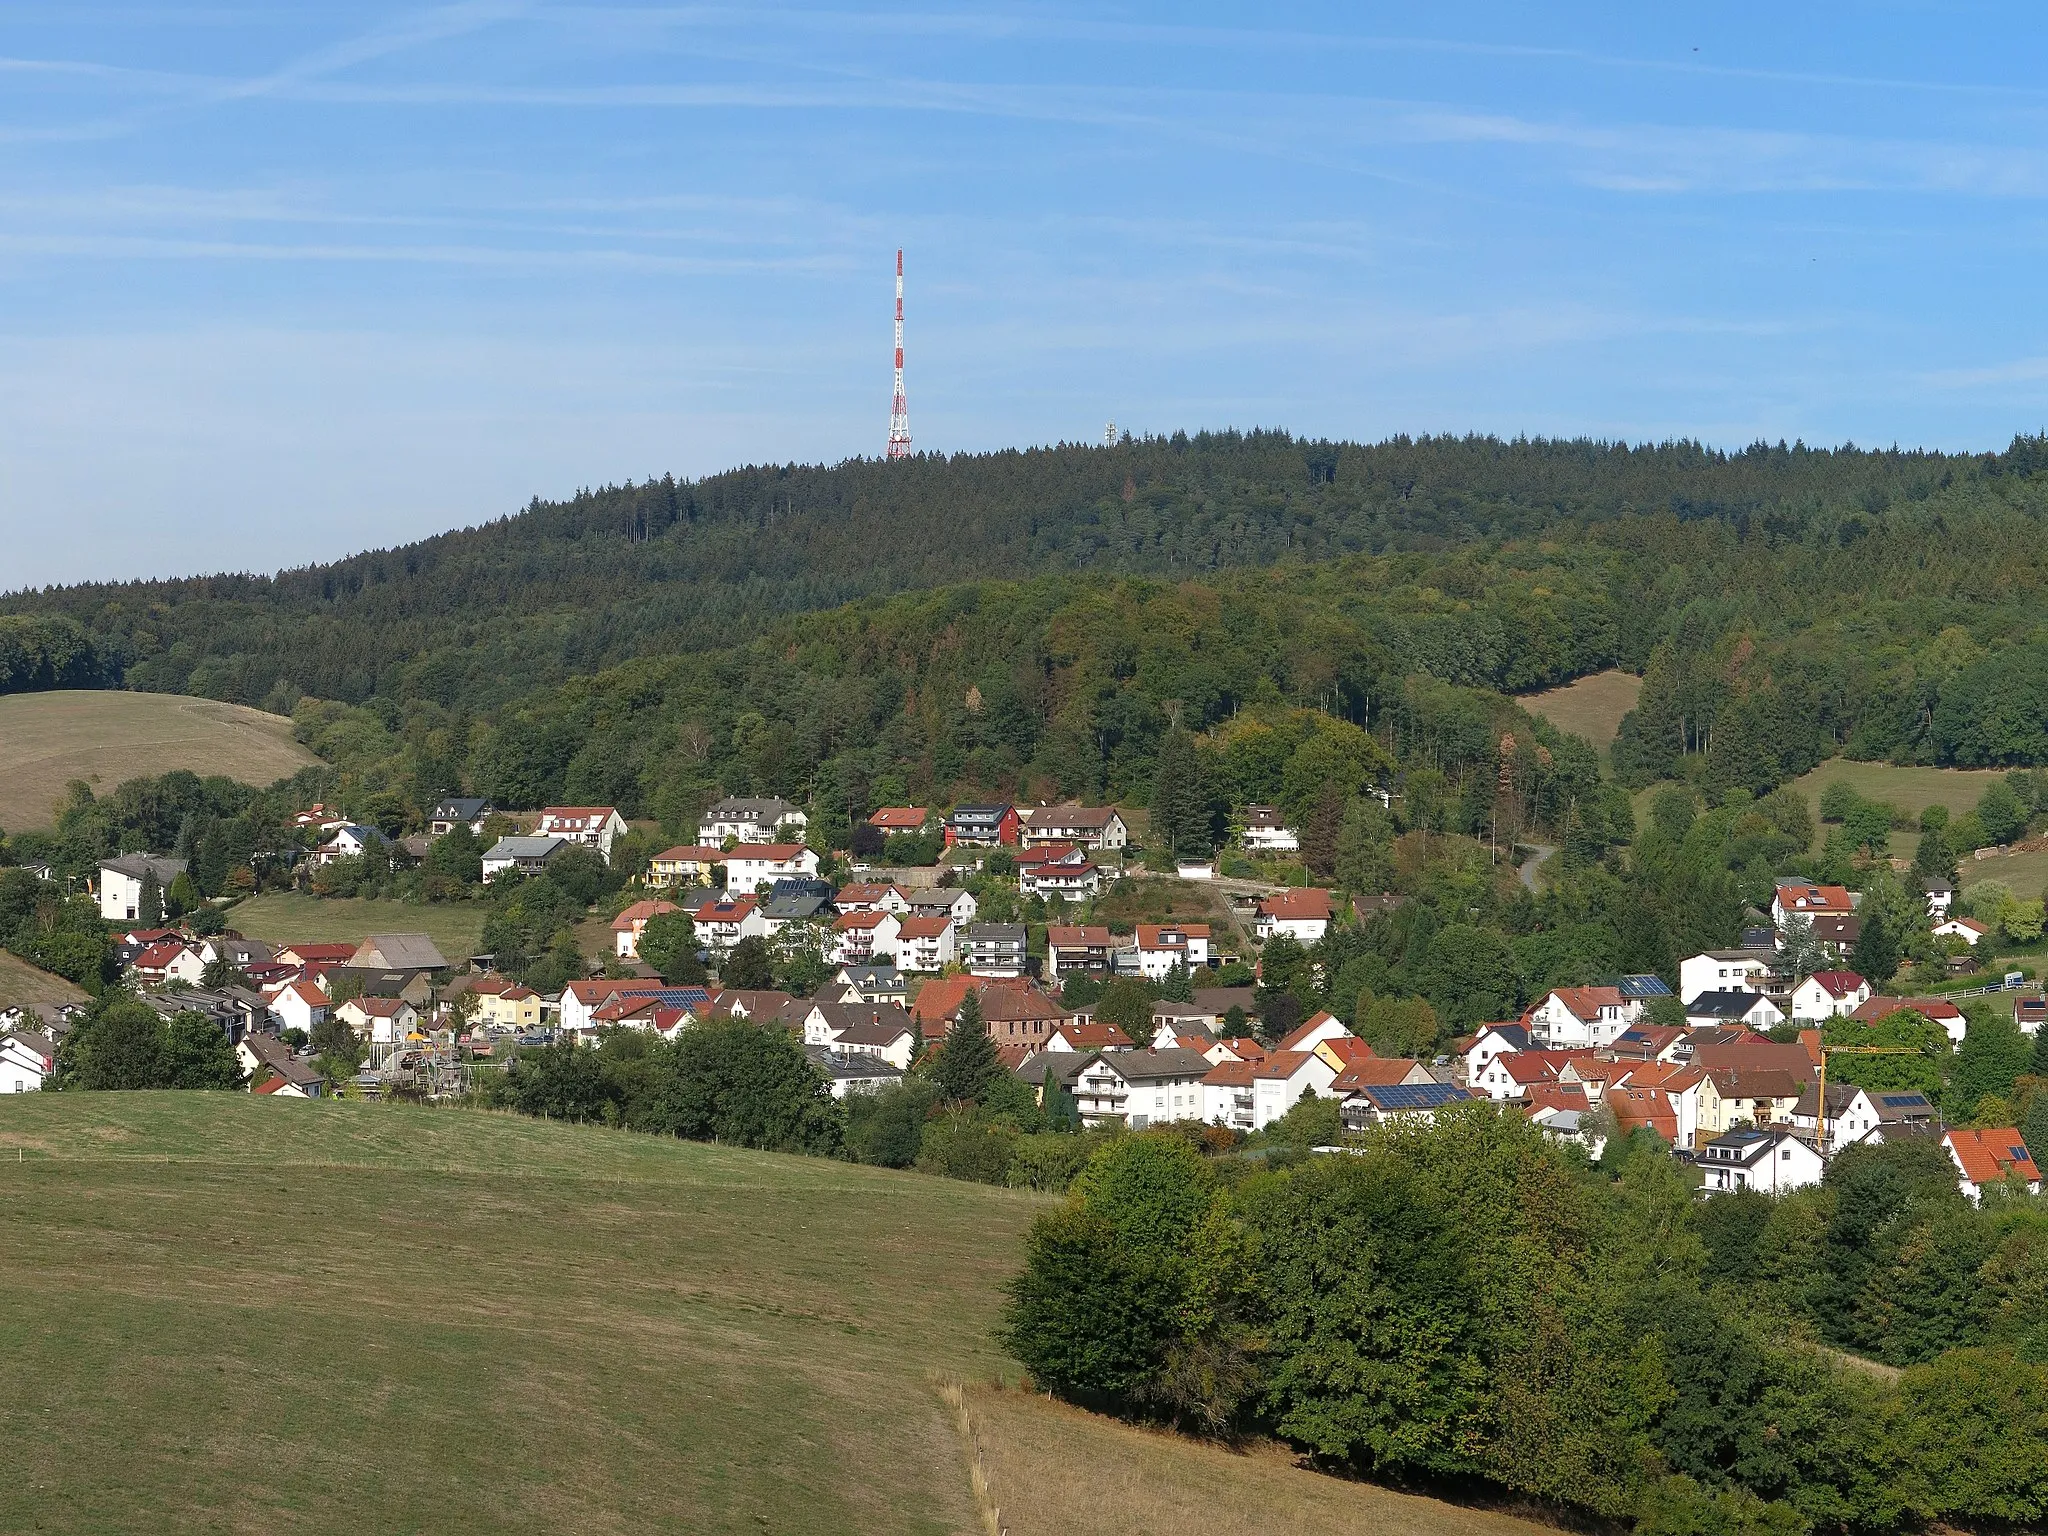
[
  {"x1": 933, "y1": 990, "x2": 1001, "y2": 1104},
  {"x1": 1151, "y1": 728, "x2": 1210, "y2": 858}
]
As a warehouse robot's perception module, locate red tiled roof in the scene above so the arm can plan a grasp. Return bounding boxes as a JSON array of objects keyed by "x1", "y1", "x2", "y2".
[
  {"x1": 612, "y1": 899, "x2": 679, "y2": 930},
  {"x1": 1947, "y1": 1128, "x2": 2041, "y2": 1188},
  {"x1": 868, "y1": 807, "x2": 928, "y2": 829},
  {"x1": 1330, "y1": 1058, "x2": 1424, "y2": 1091},
  {"x1": 1254, "y1": 1049, "x2": 1318, "y2": 1080},
  {"x1": 691, "y1": 897, "x2": 759, "y2": 924},
  {"x1": 1543, "y1": 985, "x2": 1625, "y2": 1021},
  {"x1": 1051, "y1": 1020, "x2": 1134, "y2": 1051},
  {"x1": 835, "y1": 910, "x2": 889, "y2": 931},
  {"x1": 1258, "y1": 888, "x2": 1333, "y2": 920},
  {"x1": 1047, "y1": 924, "x2": 1116, "y2": 946},
  {"x1": 1775, "y1": 883, "x2": 1853, "y2": 914},
  {"x1": 1136, "y1": 923, "x2": 1211, "y2": 948},
  {"x1": 896, "y1": 915, "x2": 953, "y2": 939},
  {"x1": 1202, "y1": 1059, "x2": 1258, "y2": 1086},
  {"x1": 1318, "y1": 1036, "x2": 1377, "y2": 1067},
  {"x1": 1217, "y1": 1037, "x2": 1267, "y2": 1062},
  {"x1": 653, "y1": 845, "x2": 723, "y2": 863},
  {"x1": 1808, "y1": 970, "x2": 1866, "y2": 997}
]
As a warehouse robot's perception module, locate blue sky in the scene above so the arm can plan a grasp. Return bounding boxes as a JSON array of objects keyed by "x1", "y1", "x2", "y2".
[{"x1": 4, "y1": 2, "x2": 2048, "y2": 587}]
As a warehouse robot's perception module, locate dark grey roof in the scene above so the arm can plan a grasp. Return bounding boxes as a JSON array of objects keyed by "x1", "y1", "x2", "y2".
[
  {"x1": 706, "y1": 796, "x2": 803, "y2": 819},
  {"x1": 763, "y1": 893, "x2": 834, "y2": 920},
  {"x1": 100, "y1": 853, "x2": 187, "y2": 881},
  {"x1": 484, "y1": 835, "x2": 566, "y2": 862},
  {"x1": 1685, "y1": 989, "x2": 1770, "y2": 1018},
  {"x1": 948, "y1": 804, "x2": 1013, "y2": 825},
  {"x1": 431, "y1": 798, "x2": 490, "y2": 818},
  {"x1": 1015, "y1": 1049, "x2": 1095, "y2": 1087},
  {"x1": 1192, "y1": 986, "x2": 1258, "y2": 1018},
  {"x1": 804, "y1": 1045, "x2": 902, "y2": 1080},
  {"x1": 3, "y1": 1030, "x2": 56, "y2": 1059},
  {"x1": 1355, "y1": 1082, "x2": 1471, "y2": 1110},
  {"x1": 1475, "y1": 1023, "x2": 1530, "y2": 1049},
  {"x1": 1619, "y1": 974, "x2": 1674, "y2": 998},
  {"x1": 964, "y1": 923, "x2": 1026, "y2": 944},
  {"x1": 1084, "y1": 1047, "x2": 1214, "y2": 1082},
  {"x1": 805, "y1": 1002, "x2": 916, "y2": 1043},
  {"x1": 354, "y1": 934, "x2": 449, "y2": 971}
]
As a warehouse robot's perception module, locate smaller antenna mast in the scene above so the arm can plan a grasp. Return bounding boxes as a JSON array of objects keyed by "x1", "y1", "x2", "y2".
[{"x1": 887, "y1": 249, "x2": 912, "y2": 460}]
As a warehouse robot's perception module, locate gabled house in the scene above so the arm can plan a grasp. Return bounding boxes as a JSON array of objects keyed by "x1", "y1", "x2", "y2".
[
  {"x1": 237, "y1": 1033, "x2": 324, "y2": 1097},
  {"x1": 1240, "y1": 805, "x2": 1299, "y2": 853},
  {"x1": 351, "y1": 935, "x2": 449, "y2": 973},
  {"x1": 1685, "y1": 989, "x2": 1786, "y2": 1033},
  {"x1": 1852, "y1": 995, "x2": 1967, "y2": 1046},
  {"x1": 536, "y1": 807, "x2": 628, "y2": 862},
  {"x1": 892, "y1": 915, "x2": 957, "y2": 972},
  {"x1": 338, "y1": 996, "x2": 420, "y2": 1048},
  {"x1": 944, "y1": 804, "x2": 1020, "y2": 848},
  {"x1": 1790, "y1": 970, "x2": 1871, "y2": 1023},
  {"x1": 428, "y1": 798, "x2": 493, "y2": 835},
  {"x1": 1201, "y1": 1059, "x2": 1260, "y2": 1130},
  {"x1": 1698, "y1": 1128, "x2": 1825, "y2": 1195},
  {"x1": 690, "y1": 896, "x2": 768, "y2": 954},
  {"x1": 1252, "y1": 1049, "x2": 1339, "y2": 1128},
  {"x1": 96, "y1": 854, "x2": 188, "y2": 923},
  {"x1": 1772, "y1": 883, "x2": 1855, "y2": 927},
  {"x1": 1135, "y1": 923, "x2": 1210, "y2": 979},
  {"x1": 1679, "y1": 951, "x2": 1779, "y2": 1004},
  {"x1": 866, "y1": 806, "x2": 930, "y2": 834},
  {"x1": 1462, "y1": 1023, "x2": 1529, "y2": 1083},
  {"x1": 1273, "y1": 1011, "x2": 1350, "y2": 1055},
  {"x1": 465, "y1": 976, "x2": 543, "y2": 1031},
  {"x1": 1254, "y1": 888, "x2": 1332, "y2": 944},
  {"x1": 1696, "y1": 1066, "x2": 1806, "y2": 1139},
  {"x1": 1340, "y1": 1081, "x2": 1471, "y2": 1130},
  {"x1": 830, "y1": 910, "x2": 901, "y2": 967},
  {"x1": 1018, "y1": 804, "x2": 1130, "y2": 850},
  {"x1": 1945, "y1": 1128, "x2": 2041, "y2": 1203},
  {"x1": 720, "y1": 843, "x2": 820, "y2": 893},
  {"x1": 830, "y1": 964, "x2": 908, "y2": 1006},
  {"x1": 835, "y1": 882, "x2": 913, "y2": 915},
  {"x1": 805, "y1": 1046, "x2": 905, "y2": 1099},
  {"x1": 313, "y1": 823, "x2": 392, "y2": 865},
  {"x1": 1046, "y1": 1019, "x2": 1134, "y2": 1054},
  {"x1": 699, "y1": 797, "x2": 808, "y2": 845},
  {"x1": 1526, "y1": 986, "x2": 1639, "y2": 1049},
  {"x1": 797, "y1": 1003, "x2": 918, "y2": 1069},
  {"x1": 0, "y1": 1030, "x2": 56, "y2": 1092},
  {"x1": 961, "y1": 922, "x2": 1029, "y2": 978},
  {"x1": 264, "y1": 979, "x2": 330, "y2": 1037},
  {"x1": 1788, "y1": 1082, "x2": 1934, "y2": 1155},
  {"x1": 649, "y1": 846, "x2": 725, "y2": 888},
  {"x1": 1046, "y1": 924, "x2": 1126, "y2": 979},
  {"x1": 130, "y1": 939, "x2": 206, "y2": 987},
  {"x1": 1018, "y1": 857, "x2": 1102, "y2": 900},
  {"x1": 1933, "y1": 917, "x2": 1990, "y2": 948},
  {"x1": 1073, "y1": 1048, "x2": 1215, "y2": 1129},
  {"x1": 482, "y1": 835, "x2": 567, "y2": 881},
  {"x1": 903, "y1": 887, "x2": 978, "y2": 925},
  {"x1": 1923, "y1": 877, "x2": 1956, "y2": 920},
  {"x1": 612, "y1": 900, "x2": 680, "y2": 959}
]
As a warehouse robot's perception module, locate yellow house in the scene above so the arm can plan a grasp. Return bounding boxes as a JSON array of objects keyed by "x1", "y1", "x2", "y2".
[
  {"x1": 648, "y1": 844, "x2": 723, "y2": 889},
  {"x1": 1697, "y1": 1067, "x2": 1805, "y2": 1137},
  {"x1": 468, "y1": 977, "x2": 542, "y2": 1031}
]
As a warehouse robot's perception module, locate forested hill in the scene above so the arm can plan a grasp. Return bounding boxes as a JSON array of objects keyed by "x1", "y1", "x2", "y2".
[{"x1": 4, "y1": 429, "x2": 2036, "y2": 712}]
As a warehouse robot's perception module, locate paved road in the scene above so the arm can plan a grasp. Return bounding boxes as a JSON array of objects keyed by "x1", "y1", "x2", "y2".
[{"x1": 1518, "y1": 844, "x2": 1557, "y2": 892}]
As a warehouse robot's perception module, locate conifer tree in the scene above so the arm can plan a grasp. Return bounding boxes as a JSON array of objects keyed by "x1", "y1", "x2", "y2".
[{"x1": 933, "y1": 989, "x2": 1001, "y2": 1104}]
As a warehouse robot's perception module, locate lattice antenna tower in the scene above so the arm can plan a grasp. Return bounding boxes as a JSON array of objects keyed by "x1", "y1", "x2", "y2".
[{"x1": 886, "y1": 249, "x2": 912, "y2": 460}]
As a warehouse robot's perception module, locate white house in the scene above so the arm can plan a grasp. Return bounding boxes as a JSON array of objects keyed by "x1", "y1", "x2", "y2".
[
  {"x1": 264, "y1": 979, "x2": 331, "y2": 1037},
  {"x1": 830, "y1": 910, "x2": 902, "y2": 967},
  {"x1": 1771, "y1": 883, "x2": 1854, "y2": 928},
  {"x1": 1135, "y1": 924, "x2": 1211, "y2": 979},
  {"x1": 1679, "y1": 951, "x2": 1777, "y2": 1003},
  {"x1": 1251, "y1": 1049, "x2": 1339, "y2": 1128},
  {"x1": 1019, "y1": 805, "x2": 1130, "y2": 850},
  {"x1": 1526, "y1": 986, "x2": 1640, "y2": 1049},
  {"x1": 537, "y1": 806, "x2": 629, "y2": 863},
  {"x1": 1072, "y1": 1048, "x2": 1215, "y2": 1129},
  {"x1": 689, "y1": 897, "x2": 770, "y2": 953},
  {"x1": 1254, "y1": 889, "x2": 1332, "y2": 945},
  {"x1": 722, "y1": 843, "x2": 821, "y2": 893},
  {"x1": 312, "y1": 823, "x2": 390, "y2": 865},
  {"x1": 96, "y1": 854, "x2": 188, "y2": 923},
  {"x1": 1462, "y1": 1023, "x2": 1530, "y2": 1085},
  {"x1": 1683, "y1": 990, "x2": 1786, "y2": 1032},
  {"x1": 1789, "y1": 970, "x2": 1871, "y2": 1023},
  {"x1": 1945, "y1": 1127, "x2": 2042, "y2": 1203},
  {"x1": 797, "y1": 1003, "x2": 918, "y2": 1070},
  {"x1": 1697, "y1": 1128, "x2": 1825, "y2": 1195},
  {"x1": 1923, "y1": 878, "x2": 1955, "y2": 920},
  {"x1": 1201, "y1": 1060, "x2": 1259, "y2": 1130},
  {"x1": 890, "y1": 915, "x2": 957, "y2": 972},
  {"x1": 0, "y1": 1030, "x2": 56, "y2": 1092},
  {"x1": 1273, "y1": 1011, "x2": 1351, "y2": 1056},
  {"x1": 1020, "y1": 858, "x2": 1103, "y2": 900},
  {"x1": 611, "y1": 899, "x2": 680, "y2": 959},
  {"x1": 338, "y1": 996, "x2": 419, "y2": 1048},
  {"x1": 903, "y1": 888, "x2": 978, "y2": 925},
  {"x1": 1933, "y1": 916, "x2": 1990, "y2": 948},
  {"x1": 697, "y1": 797, "x2": 807, "y2": 845},
  {"x1": 482, "y1": 835, "x2": 567, "y2": 881},
  {"x1": 1240, "y1": 805, "x2": 1299, "y2": 853}
]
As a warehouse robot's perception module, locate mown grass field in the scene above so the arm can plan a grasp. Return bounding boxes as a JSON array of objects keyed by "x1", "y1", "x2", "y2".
[
  {"x1": 0, "y1": 950, "x2": 88, "y2": 1010},
  {"x1": 1518, "y1": 669, "x2": 1641, "y2": 754},
  {"x1": 226, "y1": 893, "x2": 488, "y2": 956},
  {"x1": 0, "y1": 1096, "x2": 1548, "y2": 1536},
  {"x1": 0, "y1": 690, "x2": 319, "y2": 831}
]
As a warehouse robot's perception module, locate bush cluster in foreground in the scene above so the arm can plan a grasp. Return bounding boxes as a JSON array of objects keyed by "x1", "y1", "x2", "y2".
[{"x1": 1003, "y1": 1108, "x2": 2048, "y2": 1536}]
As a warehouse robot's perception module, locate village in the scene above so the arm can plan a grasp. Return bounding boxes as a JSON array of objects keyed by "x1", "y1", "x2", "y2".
[{"x1": 3, "y1": 790, "x2": 2037, "y2": 1211}]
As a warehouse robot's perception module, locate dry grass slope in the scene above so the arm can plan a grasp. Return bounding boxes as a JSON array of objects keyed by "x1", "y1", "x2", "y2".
[
  {"x1": 0, "y1": 690, "x2": 319, "y2": 831},
  {"x1": 225, "y1": 892, "x2": 488, "y2": 955},
  {"x1": 0, "y1": 1095, "x2": 1562, "y2": 1536},
  {"x1": 0, "y1": 950, "x2": 89, "y2": 1010},
  {"x1": 1518, "y1": 670, "x2": 1642, "y2": 752}
]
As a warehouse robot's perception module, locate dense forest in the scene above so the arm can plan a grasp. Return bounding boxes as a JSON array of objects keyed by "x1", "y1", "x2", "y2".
[{"x1": 10, "y1": 431, "x2": 2048, "y2": 833}]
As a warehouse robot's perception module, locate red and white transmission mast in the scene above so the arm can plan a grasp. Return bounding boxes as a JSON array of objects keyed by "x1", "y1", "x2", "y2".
[{"x1": 886, "y1": 248, "x2": 912, "y2": 460}]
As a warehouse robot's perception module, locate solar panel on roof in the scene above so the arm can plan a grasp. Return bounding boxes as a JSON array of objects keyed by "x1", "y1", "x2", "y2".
[
  {"x1": 1879, "y1": 1093, "x2": 1929, "y2": 1107},
  {"x1": 1369, "y1": 1083, "x2": 1467, "y2": 1110}
]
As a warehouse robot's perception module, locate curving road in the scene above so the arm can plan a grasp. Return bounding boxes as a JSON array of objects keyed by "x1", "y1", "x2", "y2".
[{"x1": 1518, "y1": 843, "x2": 1557, "y2": 892}]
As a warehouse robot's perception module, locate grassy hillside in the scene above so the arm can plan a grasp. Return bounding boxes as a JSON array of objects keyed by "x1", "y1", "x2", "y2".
[
  {"x1": 0, "y1": 949, "x2": 89, "y2": 1010},
  {"x1": 225, "y1": 893, "x2": 487, "y2": 955},
  {"x1": 0, "y1": 1095, "x2": 1554, "y2": 1536},
  {"x1": 1519, "y1": 669, "x2": 1642, "y2": 756},
  {"x1": 0, "y1": 690, "x2": 318, "y2": 831}
]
